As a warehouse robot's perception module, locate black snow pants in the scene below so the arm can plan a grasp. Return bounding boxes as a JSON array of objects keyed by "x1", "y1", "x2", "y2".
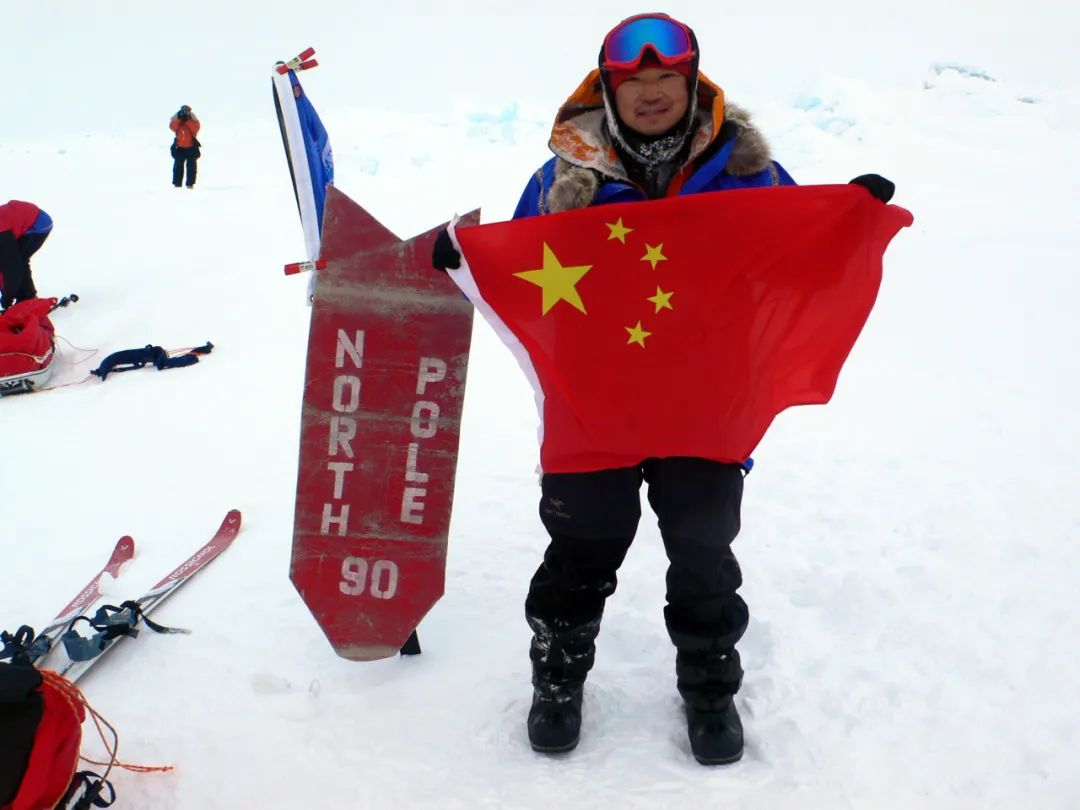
[
  {"x1": 525, "y1": 457, "x2": 748, "y2": 710},
  {"x1": 0, "y1": 230, "x2": 46, "y2": 308},
  {"x1": 172, "y1": 146, "x2": 198, "y2": 188}
]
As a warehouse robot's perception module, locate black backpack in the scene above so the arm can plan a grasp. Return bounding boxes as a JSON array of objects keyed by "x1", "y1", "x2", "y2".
[{"x1": 0, "y1": 660, "x2": 42, "y2": 806}]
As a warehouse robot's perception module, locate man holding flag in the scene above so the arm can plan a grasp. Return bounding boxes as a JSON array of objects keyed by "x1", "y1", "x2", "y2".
[{"x1": 433, "y1": 13, "x2": 911, "y2": 764}]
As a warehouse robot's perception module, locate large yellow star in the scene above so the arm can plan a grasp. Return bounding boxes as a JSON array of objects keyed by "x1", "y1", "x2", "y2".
[
  {"x1": 625, "y1": 321, "x2": 652, "y2": 348},
  {"x1": 641, "y1": 243, "x2": 667, "y2": 270},
  {"x1": 514, "y1": 243, "x2": 592, "y2": 315},
  {"x1": 647, "y1": 286, "x2": 674, "y2": 313},
  {"x1": 606, "y1": 218, "x2": 633, "y2": 244}
]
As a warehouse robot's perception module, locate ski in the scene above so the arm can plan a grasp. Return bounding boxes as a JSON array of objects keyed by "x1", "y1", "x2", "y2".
[
  {"x1": 48, "y1": 537, "x2": 136, "y2": 632},
  {"x1": 58, "y1": 509, "x2": 242, "y2": 682},
  {"x1": 0, "y1": 535, "x2": 136, "y2": 667}
]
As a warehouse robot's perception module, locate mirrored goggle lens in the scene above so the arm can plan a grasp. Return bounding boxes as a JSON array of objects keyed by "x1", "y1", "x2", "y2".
[{"x1": 605, "y1": 17, "x2": 693, "y2": 65}]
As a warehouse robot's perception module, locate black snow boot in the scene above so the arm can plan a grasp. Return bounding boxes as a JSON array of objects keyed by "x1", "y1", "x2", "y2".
[
  {"x1": 527, "y1": 685, "x2": 584, "y2": 753},
  {"x1": 686, "y1": 699, "x2": 743, "y2": 765},
  {"x1": 667, "y1": 611, "x2": 747, "y2": 765},
  {"x1": 525, "y1": 613, "x2": 601, "y2": 754}
]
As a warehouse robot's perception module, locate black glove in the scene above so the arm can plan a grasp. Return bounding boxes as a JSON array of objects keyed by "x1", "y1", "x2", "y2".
[
  {"x1": 1, "y1": 293, "x2": 13, "y2": 311},
  {"x1": 432, "y1": 228, "x2": 461, "y2": 272},
  {"x1": 850, "y1": 174, "x2": 895, "y2": 203}
]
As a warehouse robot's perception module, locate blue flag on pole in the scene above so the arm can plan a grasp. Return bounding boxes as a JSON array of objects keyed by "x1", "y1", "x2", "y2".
[{"x1": 272, "y1": 63, "x2": 334, "y2": 263}]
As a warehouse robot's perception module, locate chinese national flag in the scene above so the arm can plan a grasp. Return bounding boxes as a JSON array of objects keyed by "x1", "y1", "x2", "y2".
[{"x1": 451, "y1": 185, "x2": 913, "y2": 473}]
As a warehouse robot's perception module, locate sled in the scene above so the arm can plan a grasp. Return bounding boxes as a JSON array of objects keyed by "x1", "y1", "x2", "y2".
[{"x1": 0, "y1": 299, "x2": 57, "y2": 397}]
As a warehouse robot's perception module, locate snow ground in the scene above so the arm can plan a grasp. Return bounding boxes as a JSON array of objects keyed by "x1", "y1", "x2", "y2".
[{"x1": 3, "y1": 3, "x2": 1079, "y2": 808}]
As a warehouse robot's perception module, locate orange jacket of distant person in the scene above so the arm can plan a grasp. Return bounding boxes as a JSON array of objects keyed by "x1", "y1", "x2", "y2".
[{"x1": 169, "y1": 114, "x2": 201, "y2": 147}]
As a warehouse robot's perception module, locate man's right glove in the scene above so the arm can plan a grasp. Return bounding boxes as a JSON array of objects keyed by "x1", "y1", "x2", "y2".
[
  {"x1": 849, "y1": 174, "x2": 896, "y2": 203},
  {"x1": 432, "y1": 228, "x2": 461, "y2": 272},
  {"x1": 0, "y1": 293, "x2": 13, "y2": 311}
]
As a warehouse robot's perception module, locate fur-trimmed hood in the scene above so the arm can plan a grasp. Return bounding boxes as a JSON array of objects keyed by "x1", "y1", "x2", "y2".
[{"x1": 544, "y1": 68, "x2": 775, "y2": 214}]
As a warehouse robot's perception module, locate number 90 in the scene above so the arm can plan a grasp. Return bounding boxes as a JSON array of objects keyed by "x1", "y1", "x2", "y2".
[{"x1": 339, "y1": 557, "x2": 399, "y2": 599}]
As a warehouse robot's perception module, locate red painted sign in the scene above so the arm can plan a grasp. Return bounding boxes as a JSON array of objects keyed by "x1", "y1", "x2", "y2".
[{"x1": 291, "y1": 186, "x2": 477, "y2": 660}]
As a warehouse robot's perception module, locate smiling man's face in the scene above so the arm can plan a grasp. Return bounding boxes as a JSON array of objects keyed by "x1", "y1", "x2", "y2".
[{"x1": 613, "y1": 68, "x2": 690, "y2": 136}]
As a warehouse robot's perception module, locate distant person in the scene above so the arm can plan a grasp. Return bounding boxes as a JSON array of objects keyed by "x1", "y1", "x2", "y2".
[
  {"x1": 169, "y1": 105, "x2": 201, "y2": 189},
  {"x1": 0, "y1": 200, "x2": 52, "y2": 311}
]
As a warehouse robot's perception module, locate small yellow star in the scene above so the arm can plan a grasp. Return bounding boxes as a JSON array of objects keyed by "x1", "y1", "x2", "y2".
[
  {"x1": 647, "y1": 286, "x2": 674, "y2": 313},
  {"x1": 625, "y1": 321, "x2": 652, "y2": 348},
  {"x1": 641, "y1": 243, "x2": 667, "y2": 270},
  {"x1": 514, "y1": 243, "x2": 592, "y2": 315},
  {"x1": 606, "y1": 218, "x2": 633, "y2": 244}
]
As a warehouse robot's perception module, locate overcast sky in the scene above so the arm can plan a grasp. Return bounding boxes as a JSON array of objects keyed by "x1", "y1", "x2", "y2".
[{"x1": 8, "y1": 0, "x2": 1076, "y2": 140}]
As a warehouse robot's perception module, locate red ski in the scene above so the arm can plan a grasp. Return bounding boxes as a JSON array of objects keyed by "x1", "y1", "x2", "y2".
[
  {"x1": 25, "y1": 535, "x2": 136, "y2": 666},
  {"x1": 58, "y1": 510, "x2": 242, "y2": 682},
  {"x1": 50, "y1": 536, "x2": 135, "y2": 628},
  {"x1": 137, "y1": 509, "x2": 242, "y2": 611}
]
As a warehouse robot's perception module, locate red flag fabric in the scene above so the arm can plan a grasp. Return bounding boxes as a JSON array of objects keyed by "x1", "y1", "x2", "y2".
[{"x1": 451, "y1": 185, "x2": 913, "y2": 473}]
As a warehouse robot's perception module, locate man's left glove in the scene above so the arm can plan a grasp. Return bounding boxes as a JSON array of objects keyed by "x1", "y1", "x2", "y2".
[
  {"x1": 850, "y1": 174, "x2": 896, "y2": 203},
  {"x1": 0, "y1": 293, "x2": 13, "y2": 311},
  {"x1": 432, "y1": 228, "x2": 461, "y2": 272}
]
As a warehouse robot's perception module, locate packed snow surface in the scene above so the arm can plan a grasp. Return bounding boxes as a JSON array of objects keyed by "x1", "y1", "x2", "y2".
[{"x1": 3, "y1": 2, "x2": 1078, "y2": 807}]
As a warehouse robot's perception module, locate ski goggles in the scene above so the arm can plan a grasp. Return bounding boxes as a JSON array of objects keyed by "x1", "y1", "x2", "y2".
[{"x1": 601, "y1": 14, "x2": 696, "y2": 71}]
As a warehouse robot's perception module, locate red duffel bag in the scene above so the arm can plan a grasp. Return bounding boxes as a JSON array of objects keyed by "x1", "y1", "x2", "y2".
[{"x1": 0, "y1": 299, "x2": 56, "y2": 388}]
